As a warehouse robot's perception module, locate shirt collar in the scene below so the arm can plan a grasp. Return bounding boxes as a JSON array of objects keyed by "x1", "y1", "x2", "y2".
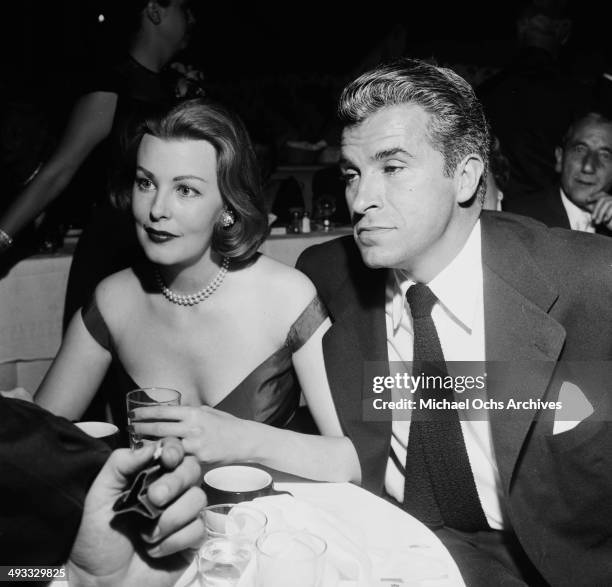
[
  {"x1": 560, "y1": 187, "x2": 593, "y2": 232},
  {"x1": 388, "y1": 219, "x2": 482, "y2": 332}
]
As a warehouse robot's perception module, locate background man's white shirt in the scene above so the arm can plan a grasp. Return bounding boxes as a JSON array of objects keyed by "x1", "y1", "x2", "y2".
[{"x1": 560, "y1": 188, "x2": 595, "y2": 232}]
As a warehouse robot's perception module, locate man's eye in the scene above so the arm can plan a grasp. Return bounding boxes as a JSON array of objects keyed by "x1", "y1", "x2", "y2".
[
  {"x1": 135, "y1": 177, "x2": 154, "y2": 191},
  {"x1": 341, "y1": 172, "x2": 358, "y2": 184},
  {"x1": 383, "y1": 165, "x2": 403, "y2": 174},
  {"x1": 572, "y1": 145, "x2": 587, "y2": 155},
  {"x1": 599, "y1": 151, "x2": 612, "y2": 162}
]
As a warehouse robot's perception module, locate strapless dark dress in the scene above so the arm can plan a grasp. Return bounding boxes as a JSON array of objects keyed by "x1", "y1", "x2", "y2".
[{"x1": 81, "y1": 296, "x2": 328, "y2": 444}]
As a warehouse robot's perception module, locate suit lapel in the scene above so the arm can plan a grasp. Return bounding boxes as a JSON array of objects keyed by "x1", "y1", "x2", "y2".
[
  {"x1": 323, "y1": 262, "x2": 392, "y2": 494},
  {"x1": 481, "y1": 214, "x2": 566, "y2": 490},
  {"x1": 545, "y1": 185, "x2": 571, "y2": 229}
]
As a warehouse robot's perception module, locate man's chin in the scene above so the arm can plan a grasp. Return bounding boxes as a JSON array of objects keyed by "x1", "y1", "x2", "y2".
[{"x1": 356, "y1": 244, "x2": 390, "y2": 269}]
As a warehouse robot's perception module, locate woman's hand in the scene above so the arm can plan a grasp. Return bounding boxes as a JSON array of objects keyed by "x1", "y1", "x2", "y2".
[{"x1": 130, "y1": 406, "x2": 255, "y2": 464}]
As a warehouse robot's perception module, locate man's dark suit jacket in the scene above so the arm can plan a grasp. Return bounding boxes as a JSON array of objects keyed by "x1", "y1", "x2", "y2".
[
  {"x1": 505, "y1": 184, "x2": 612, "y2": 237},
  {"x1": 296, "y1": 211, "x2": 612, "y2": 586},
  {"x1": 0, "y1": 397, "x2": 110, "y2": 566}
]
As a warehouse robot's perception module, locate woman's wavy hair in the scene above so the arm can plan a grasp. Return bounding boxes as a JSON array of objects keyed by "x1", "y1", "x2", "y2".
[{"x1": 113, "y1": 98, "x2": 269, "y2": 262}]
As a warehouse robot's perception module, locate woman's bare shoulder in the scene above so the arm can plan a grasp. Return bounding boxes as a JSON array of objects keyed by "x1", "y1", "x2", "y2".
[
  {"x1": 245, "y1": 255, "x2": 318, "y2": 318},
  {"x1": 94, "y1": 268, "x2": 143, "y2": 323}
]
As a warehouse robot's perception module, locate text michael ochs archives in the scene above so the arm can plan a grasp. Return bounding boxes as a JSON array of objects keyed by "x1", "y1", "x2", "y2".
[{"x1": 369, "y1": 372, "x2": 562, "y2": 413}]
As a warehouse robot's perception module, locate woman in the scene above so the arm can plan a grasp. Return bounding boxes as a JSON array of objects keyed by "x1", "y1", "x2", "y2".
[
  {"x1": 34, "y1": 98, "x2": 360, "y2": 483},
  {"x1": 0, "y1": 0, "x2": 196, "y2": 330}
]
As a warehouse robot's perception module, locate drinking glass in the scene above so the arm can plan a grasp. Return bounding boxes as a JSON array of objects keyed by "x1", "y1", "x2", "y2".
[
  {"x1": 198, "y1": 504, "x2": 268, "y2": 587},
  {"x1": 198, "y1": 538, "x2": 253, "y2": 587},
  {"x1": 126, "y1": 387, "x2": 181, "y2": 449},
  {"x1": 256, "y1": 530, "x2": 327, "y2": 587}
]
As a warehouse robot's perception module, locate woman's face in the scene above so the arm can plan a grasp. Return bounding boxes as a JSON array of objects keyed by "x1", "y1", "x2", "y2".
[{"x1": 132, "y1": 135, "x2": 224, "y2": 269}]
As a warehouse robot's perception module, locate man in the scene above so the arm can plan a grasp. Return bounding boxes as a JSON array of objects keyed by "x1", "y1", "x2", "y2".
[
  {"x1": 297, "y1": 59, "x2": 612, "y2": 586},
  {"x1": 506, "y1": 111, "x2": 612, "y2": 235},
  {"x1": 0, "y1": 395, "x2": 206, "y2": 585}
]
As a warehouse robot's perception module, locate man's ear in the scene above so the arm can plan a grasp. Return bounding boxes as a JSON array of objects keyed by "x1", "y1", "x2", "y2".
[
  {"x1": 455, "y1": 154, "x2": 484, "y2": 204},
  {"x1": 145, "y1": 1, "x2": 162, "y2": 25},
  {"x1": 554, "y1": 146, "x2": 564, "y2": 174}
]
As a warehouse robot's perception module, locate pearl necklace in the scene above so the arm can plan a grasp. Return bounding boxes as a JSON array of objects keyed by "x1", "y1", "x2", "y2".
[{"x1": 155, "y1": 257, "x2": 230, "y2": 306}]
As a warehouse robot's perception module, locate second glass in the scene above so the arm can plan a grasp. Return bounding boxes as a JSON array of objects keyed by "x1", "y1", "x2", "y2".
[{"x1": 256, "y1": 530, "x2": 327, "y2": 587}]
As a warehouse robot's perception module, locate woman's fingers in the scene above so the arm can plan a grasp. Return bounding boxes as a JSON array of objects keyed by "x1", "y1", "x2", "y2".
[{"x1": 132, "y1": 421, "x2": 190, "y2": 439}]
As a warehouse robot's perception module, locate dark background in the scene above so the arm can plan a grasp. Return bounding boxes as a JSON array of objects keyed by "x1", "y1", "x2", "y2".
[
  {"x1": 2, "y1": 0, "x2": 608, "y2": 83},
  {"x1": 0, "y1": 0, "x2": 609, "y2": 149}
]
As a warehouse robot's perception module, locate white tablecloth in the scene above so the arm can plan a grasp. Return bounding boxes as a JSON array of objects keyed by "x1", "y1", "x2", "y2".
[{"x1": 178, "y1": 481, "x2": 465, "y2": 586}]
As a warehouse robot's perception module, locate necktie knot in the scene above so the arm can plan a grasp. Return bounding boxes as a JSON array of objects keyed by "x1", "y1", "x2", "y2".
[{"x1": 406, "y1": 283, "x2": 437, "y2": 318}]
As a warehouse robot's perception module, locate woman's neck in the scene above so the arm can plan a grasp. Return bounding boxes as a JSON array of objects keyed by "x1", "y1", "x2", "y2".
[{"x1": 157, "y1": 251, "x2": 226, "y2": 295}]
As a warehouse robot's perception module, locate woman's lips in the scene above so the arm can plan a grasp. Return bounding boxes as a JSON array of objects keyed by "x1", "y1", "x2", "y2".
[{"x1": 144, "y1": 227, "x2": 178, "y2": 243}]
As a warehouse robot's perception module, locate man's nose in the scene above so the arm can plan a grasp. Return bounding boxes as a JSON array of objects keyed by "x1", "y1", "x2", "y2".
[
  {"x1": 581, "y1": 151, "x2": 599, "y2": 173},
  {"x1": 348, "y1": 173, "x2": 383, "y2": 216}
]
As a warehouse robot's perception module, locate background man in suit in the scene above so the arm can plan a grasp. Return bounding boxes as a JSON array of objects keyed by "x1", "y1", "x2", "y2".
[
  {"x1": 297, "y1": 58, "x2": 612, "y2": 586},
  {"x1": 506, "y1": 111, "x2": 612, "y2": 235}
]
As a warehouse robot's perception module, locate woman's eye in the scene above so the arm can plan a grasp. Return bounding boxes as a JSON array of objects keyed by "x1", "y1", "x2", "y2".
[
  {"x1": 177, "y1": 184, "x2": 200, "y2": 197},
  {"x1": 135, "y1": 177, "x2": 154, "y2": 191}
]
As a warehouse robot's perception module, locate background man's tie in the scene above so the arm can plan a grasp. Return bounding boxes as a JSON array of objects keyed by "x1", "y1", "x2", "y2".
[{"x1": 402, "y1": 283, "x2": 489, "y2": 531}]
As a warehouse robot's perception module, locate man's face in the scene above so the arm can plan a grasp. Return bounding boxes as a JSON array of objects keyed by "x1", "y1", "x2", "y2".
[
  {"x1": 556, "y1": 118, "x2": 612, "y2": 210},
  {"x1": 340, "y1": 104, "x2": 466, "y2": 275}
]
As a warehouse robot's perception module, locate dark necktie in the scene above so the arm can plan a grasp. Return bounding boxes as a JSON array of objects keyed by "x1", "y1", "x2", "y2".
[{"x1": 402, "y1": 283, "x2": 489, "y2": 532}]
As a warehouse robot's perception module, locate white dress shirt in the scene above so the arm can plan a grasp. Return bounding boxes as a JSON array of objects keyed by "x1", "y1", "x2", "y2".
[
  {"x1": 560, "y1": 188, "x2": 595, "y2": 233},
  {"x1": 384, "y1": 219, "x2": 506, "y2": 529}
]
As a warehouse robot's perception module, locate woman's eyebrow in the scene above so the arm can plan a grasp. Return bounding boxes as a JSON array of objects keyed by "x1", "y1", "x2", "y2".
[{"x1": 173, "y1": 174, "x2": 207, "y2": 182}]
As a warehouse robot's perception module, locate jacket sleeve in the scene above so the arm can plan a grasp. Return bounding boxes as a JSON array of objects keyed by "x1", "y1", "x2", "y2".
[{"x1": 0, "y1": 397, "x2": 111, "y2": 566}]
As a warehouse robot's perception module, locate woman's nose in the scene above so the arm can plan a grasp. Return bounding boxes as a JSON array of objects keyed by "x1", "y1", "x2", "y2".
[{"x1": 149, "y1": 189, "x2": 171, "y2": 221}]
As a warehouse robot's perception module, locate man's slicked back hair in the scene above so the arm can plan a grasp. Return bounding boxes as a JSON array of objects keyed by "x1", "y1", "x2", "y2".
[{"x1": 338, "y1": 58, "x2": 490, "y2": 201}]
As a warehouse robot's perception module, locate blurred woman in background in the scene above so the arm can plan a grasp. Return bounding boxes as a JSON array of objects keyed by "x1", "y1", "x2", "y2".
[{"x1": 0, "y1": 0, "x2": 196, "y2": 329}]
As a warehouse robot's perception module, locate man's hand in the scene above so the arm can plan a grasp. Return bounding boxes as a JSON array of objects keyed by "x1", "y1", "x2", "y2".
[
  {"x1": 67, "y1": 438, "x2": 206, "y2": 587},
  {"x1": 588, "y1": 192, "x2": 612, "y2": 229}
]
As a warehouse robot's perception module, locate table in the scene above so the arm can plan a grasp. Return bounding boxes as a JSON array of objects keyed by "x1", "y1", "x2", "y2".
[
  {"x1": 270, "y1": 165, "x2": 327, "y2": 213},
  {"x1": 177, "y1": 480, "x2": 465, "y2": 586},
  {"x1": 0, "y1": 228, "x2": 352, "y2": 390}
]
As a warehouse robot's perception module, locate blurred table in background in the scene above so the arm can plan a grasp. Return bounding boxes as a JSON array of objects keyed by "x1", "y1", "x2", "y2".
[
  {"x1": 0, "y1": 246, "x2": 74, "y2": 390},
  {"x1": 261, "y1": 226, "x2": 351, "y2": 265},
  {"x1": 270, "y1": 165, "x2": 327, "y2": 213},
  {"x1": 0, "y1": 227, "x2": 352, "y2": 390}
]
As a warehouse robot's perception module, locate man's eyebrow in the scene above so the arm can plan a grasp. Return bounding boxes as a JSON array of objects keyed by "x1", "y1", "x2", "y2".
[
  {"x1": 339, "y1": 157, "x2": 355, "y2": 169},
  {"x1": 373, "y1": 147, "x2": 413, "y2": 161}
]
